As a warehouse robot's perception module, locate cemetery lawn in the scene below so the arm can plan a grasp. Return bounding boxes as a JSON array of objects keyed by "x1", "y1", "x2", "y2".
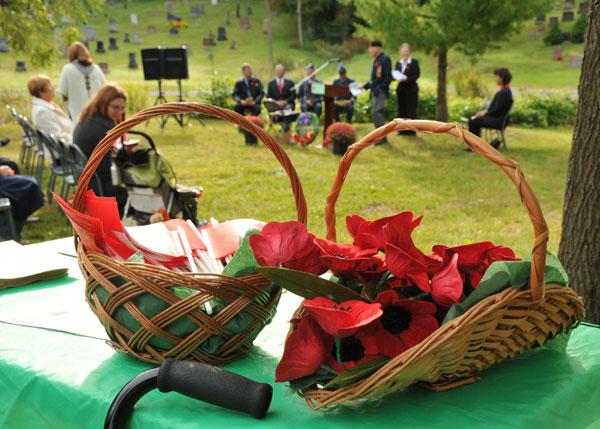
[{"x1": 1, "y1": 120, "x2": 573, "y2": 258}]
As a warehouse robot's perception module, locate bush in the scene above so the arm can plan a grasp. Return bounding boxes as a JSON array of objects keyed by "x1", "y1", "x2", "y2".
[
  {"x1": 448, "y1": 97, "x2": 484, "y2": 122},
  {"x1": 416, "y1": 88, "x2": 437, "y2": 120},
  {"x1": 342, "y1": 37, "x2": 369, "y2": 56},
  {"x1": 199, "y1": 75, "x2": 235, "y2": 109},
  {"x1": 453, "y1": 67, "x2": 488, "y2": 99},
  {"x1": 572, "y1": 13, "x2": 587, "y2": 43},
  {"x1": 510, "y1": 92, "x2": 577, "y2": 127},
  {"x1": 544, "y1": 22, "x2": 563, "y2": 45},
  {"x1": 120, "y1": 81, "x2": 151, "y2": 115}
]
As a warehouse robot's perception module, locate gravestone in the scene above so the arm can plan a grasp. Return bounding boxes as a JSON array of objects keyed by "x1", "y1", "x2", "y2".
[
  {"x1": 109, "y1": 19, "x2": 119, "y2": 33},
  {"x1": 562, "y1": 31, "x2": 571, "y2": 41},
  {"x1": 81, "y1": 25, "x2": 97, "y2": 41},
  {"x1": 552, "y1": 46, "x2": 562, "y2": 60},
  {"x1": 123, "y1": 32, "x2": 130, "y2": 43},
  {"x1": 536, "y1": 15, "x2": 545, "y2": 24},
  {"x1": 165, "y1": 0, "x2": 176, "y2": 7},
  {"x1": 133, "y1": 31, "x2": 141, "y2": 44},
  {"x1": 109, "y1": 37, "x2": 119, "y2": 50},
  {"x1": 218, "y1": 27, "x2": 227, "y2": 40},
  {"x1": 240, "y1": 18, "x2": 250, "y2": 29},
  {"x1": 528, "y1": 30, "x2": 537, "y2": 40},
  {"x1": 568, "y1": 55, "x2": 583, "y2": 69},
  {"x1": 54, "y1": 27, "x2": 63, "y2": 44},
  {"x1": 579, "y1": 1, "x2": 589, "y2": 13},
  {"x1": 15, "y1": 60, "x2": 26, "y2": 72},
  {"x1": 169, "y1": 27, "x2": 179, "y2": 36},
  {"x1": 184, "y1": 0, "x2": 189, "y2": 5},
  {"x1": 263, "y1": 18, "x2": 268, "y2": 34},
  {"x1": 197, "y1": 3, "x2": 205, "y2": 13},
  {"x1": 89, "y1": 9, "x2": 96, "y2": 17},
  {"x1": 562, "y1": 11, "x2": 574, "y2": 21},
  {"x1": 549, "y1": 16, "x2": 559, "y2": 26},
  {"x1": 147, "y1": 25, "x2": 157, "y2": 34},
  {"x1": 191, "y1": 6, "x2": 200, "y2": 18},
  {"x1": 181, "y1": 43, "x2": 192, "y2": 55},
  {"x1": 168, "y1": 11, "x2": 176, "y2": 20},
  {"x1": 226, "y1": 11, "x2": 230, "y2": 25},
  {"x1": 246, "y1": 3, "x2": 252, "y2": 15},
  {"x1": 96, "y1": 40, "x2": 106, "y2": 53},
  {"x1": 564, "y1": 0, "x2": 574, "y2": 9},
  {"x1": 61, "y1": 16, "x2": 74, "y2": 25},
  {"x1": 0, "y1": 38, "x2": 10, "y2": 53},
  {"x1": 130, "y1": 13, "x2": 138, "y2": 25},
  {"x1": 128, "y1": 52, "x2": 138, "y2": 69},
  {"x1": 229, "y1": 39, "x2": 237, "y2": 49},
  {"x1": 202, "y1": 38, "x2": 212, "y2": 50},
  {"x1": 236, "y1": 2, "x2": 240, "y2": 18},
  {"x1": 98, "y1": 62, "x2": 110, "y2": 74},
  {"x1": 555, "y1": 2, "x2": 561, "y2": 10},
  {"x1": 152, "y1": 10, "x2": 160, "y2": 17},
  {"x1": 211, "y1": 0, "x2": 217, "y2": 5},
  {"x1": 537, "y1": 23, "x2": 545, "y2": 33}
]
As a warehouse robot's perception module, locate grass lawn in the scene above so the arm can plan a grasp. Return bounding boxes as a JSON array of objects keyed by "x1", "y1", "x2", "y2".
[{"x1": 0, "y1": 118, "x2": 573, "y2": 259}]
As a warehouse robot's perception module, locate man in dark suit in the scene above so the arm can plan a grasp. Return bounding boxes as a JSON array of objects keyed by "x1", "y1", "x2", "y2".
[
  {"x1": 468, "y1": 68, "x2": 513, "y2": 148},
  {"x1": 395, "y1": 43, "x2": 420, "y2": 136},
  {"x1": 266, "y1": 64, "x2": 296, "y2": 110},
  {"x1": 297, "y1": 64, "x2": 323, "y2": 117},
  {"x1": 360, "y1": 40, "x2": 393, "y2": 144},
  {"x1": 332, "y1": 64, "x2": 356, "y2": 124},
  {"x1": 232, "y1": 63, "x2": 264, "y2": 116}
]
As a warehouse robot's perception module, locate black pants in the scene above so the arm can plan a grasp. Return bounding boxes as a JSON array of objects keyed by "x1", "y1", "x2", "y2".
[
  {"x1": 468, "y1": 115, "x2": 503, "y2": 137},
  {"x1": 396, "y1": 90, "x2": 418, "y2": 136},
  {"x1": 334, "y1": 104, "x2": 354, "y2": 124},
  {"x1": 234, "y1": 103, "x2": 261, "y2": 116}
]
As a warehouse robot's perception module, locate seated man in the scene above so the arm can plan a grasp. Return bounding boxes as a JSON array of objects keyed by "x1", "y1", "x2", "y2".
[
  {"x1": 297, "y1": 64, "x2": 323, "y2": 118},
  {"x1": 266, "y1": 64, "x2": 296, "y2": 132},
  {"x1": 332, "y1": 64, "x2": 356, "y2": 124},
  {"x1": 0, "y1": 164, "x2": 45, "y2": 240},
  {"x1": 468, "y1": 68, "x2": 513, "y2": 148},
  {"x1": 232, "y1": 63, "x2": 265, "y2": 116}
]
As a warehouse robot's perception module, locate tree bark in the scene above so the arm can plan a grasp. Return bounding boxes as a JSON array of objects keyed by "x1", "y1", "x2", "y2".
[
  {"x1": 558, "y1": 0, "x2": 600, "y2": 324},
  {"x1": 435, "y1": 48, "x2": 448, "y2": 122},
  {"x1": 265, "y1": 0, "x2": 274, "y2": 61},
  {"x1": 297, "y1": 0, "x2": 303, "y2": 45}
]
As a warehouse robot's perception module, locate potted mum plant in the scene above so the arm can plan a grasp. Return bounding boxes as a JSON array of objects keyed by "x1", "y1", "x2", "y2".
[{"x1": 325, "y1": 122, "x2": 357, "y2": 155}]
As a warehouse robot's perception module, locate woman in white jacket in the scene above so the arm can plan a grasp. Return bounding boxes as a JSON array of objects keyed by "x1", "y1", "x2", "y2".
[
  {"x1": 57, "y1": 42, "x2": 106, "y2": 122},
  {"x1": 28, "y1": 74, "x2": 74, "y2": 144}
]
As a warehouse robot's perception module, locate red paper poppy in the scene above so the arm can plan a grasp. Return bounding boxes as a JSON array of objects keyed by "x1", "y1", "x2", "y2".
[
  {"x1": 323, "y1": 332, "x2": 382, "y2": 372},
  {"x1": 314, "y1": 238, "x2": 378, "y2": 279},
  {"x1": 356, "y1": 255, "x2": 387, "y2": 283},
  {"x1": 249, "y1": 221, "x2": 326, "y2": 275},
  {"x1": 367, "y1": 290, "x2": 439, "y2": 357},
  {"x1": 302, "y1": 297, "x2": 382, "y2": 338},
  {"x1": 384, "y1": 243, "x2": 431, "y2": 292},
  {"x1": 346, "y1": 211, "x2": 422, "y2": 252},
  {"x1": 275, "y1": 315, "x2": 333, "y2": 382},
  {"x1": 374, "y1": 62, "x2": 379, "y2": 67},
  {"x1": 430, "y1": 252, "x2": 462, "y2": 306},
  {"x1": 293, "y1": 134, "x2": 303, "y2": 145}
]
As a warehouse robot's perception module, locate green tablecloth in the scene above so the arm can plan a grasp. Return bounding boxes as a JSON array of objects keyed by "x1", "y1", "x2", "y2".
[{"x1": 1, "y1": 238, "x2": 600, "y2": 428}]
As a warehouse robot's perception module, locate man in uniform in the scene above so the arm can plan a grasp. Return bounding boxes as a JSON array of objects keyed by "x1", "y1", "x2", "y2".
[
  {"x1": 332, "y1": 64, "x2": 356, "y2": 124},
  {"x1": 361, "y1": 41, "x2": 392, "y2": 144},
  {"x1": 232, "y1": 63, "x2": 264, "y2": 116},
  {"x1": 297, "y1": 64, "x2": 323, "y2": 118}
]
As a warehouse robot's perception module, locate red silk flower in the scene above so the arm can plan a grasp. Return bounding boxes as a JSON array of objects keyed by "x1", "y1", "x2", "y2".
[
  {"x1": 346, "y1": 212, "x2": 423, "y2": 252},
  {"x1": 249, "y1": 221, "x2": 326, "y2": 275},
  {"x1": 430, "y1": 252, "x2": 462, "y2": 306},
  {"x1": 275, "y1": 316, "x2": 333, "y2": 382},
  {"x1": 384, "y1": 243, "x2": 431, "y2": 292},
  {"x1": 314, "y1": 238, "x2": 378, "y2": 279},
  {"x1": 302, "y1": 297, "x2": 382, "y2": 338}
]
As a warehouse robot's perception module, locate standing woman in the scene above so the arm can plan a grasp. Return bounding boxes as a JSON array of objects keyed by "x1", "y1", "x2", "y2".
[
  {"x1": 73, "y1": 83, "x2": 128, "y2": 212},
  {"x1": 395, "y1": 43, "x2": 420, "y2": 136},
  {"x1": 58, "y1": 42, "x2": 106, "y2": 122}
]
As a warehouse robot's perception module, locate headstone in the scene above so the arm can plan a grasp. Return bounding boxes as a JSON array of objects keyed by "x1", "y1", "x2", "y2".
[
  {"x1": 109, "y1": 37, "x2": 119, "y2": 50},
  {"x1": 61, "y1": 15, "x2": 74, "y2": 25},
  {"x1": 247, "y1": 4, "x2": 252, "y2": 15},
  {"x1": 549, "y1": 16, "x2": 559, "y2": 26},
  {"x1": 537, "y1": 23, "x2": 545, "y2": 33},
  {"x1": 579, "y1": 1, "x2": 589, "y2": 13},
  {"x1": 191, "y1": 6, "x2": 199, "y2": 18},
  {"x1": 152, "y1": 10, "x2": 160, "y2": 17},
  {"x1": 184, "y1": 0, "x2": 189, "y2": 5},
  {"x1": 211, "y1": 0, "x2": 217, "y2": 5},
  {"x1": 236, "y1": 2, "x2": 240, "y2": 18},
  {"x1": 528, "y1": 30, "x2": 537, "y2": 40},
  {"x1": 552, "y1": 46, "x2": 562, "y2": 60},
  {"x1": 240, "y1": 17, "x2": 250, "y2": 29},
  {"x1": 130, "y1": 13, "x2": 138, "y2": 25},
  {"x1": 170, "y1": 27, "x2": 179, "y2": 36},
  {"x1": 133, "y1": 31, "x2": 141, "y2": 44},
  {"x1": 562, "y1": 11, "x2": 574, "y2": 21},
  {"x1": 15, "y1": 60, "x2": 26, "y2": 72},
  {"x1": 54, "y1": 27, "x2": 63, "y2": 43},
  {"x1": 197, "y1": 3, "x2": 204, "y2": 13},
  {"x1": 98, "y1": 62, "x2": 110, "y2": 74},
  {"x1": 89, "y1": 9, "x2": 96, "y2": 17},
  {"x1": 0, "y1": 38, "x2": 9, "y2": 53},
  {"x1": 535, "y1": 15, "x2": 545, "y2": 24},
  {"x1": 555, "y1": 2, "x2": 561, "y2": 10},
  {"x1": 123, "y1": 32, "x2": 130, "y2": 43},
  {"x1": 165, "y1": 0, "x2": 176, "y2": 8},
  {"x1": 226, "y1": 11, "x2": 230, "y2": 25},
  {"x1": 262, "y1": 18, "x2": 268, "y2": 34},
  {"x1": 147, "y1": 25, "x2": 157, "y2": 34},
  {"x1": 181, "y1": 43, "x2": 192, "y2": 55},
  {"x1": 96, "y1": 40, "x2": 106, "y2": 53},
  {"x1": 168, "y1": 11, "x2": 176, "y2": 20},
  {"x1": 109, "y1": 19, "x2": 119, "y2": 33},
  {"x1": 562, "y1": 31, "x2": 571, "y2": 42},
  {"x1": 229, "y1": 39, "x2": 237, "y2": 49},
  {"x1": 564, "y1": 0, "x2": 574, "y2": 9},
  {"x1": 203, "y1": 38, "x2": 212, "y2": 50},
  {"x1": 568, "y1": 55, "x2": 583, "y2": 69},
  {"x1": 128, "y1": 52, "x2": 138, "y2": 69},
  {"x1": 218, "y1": 26, "x2": 227, "y2": 40},
  {"x1": 81, "y1": 25, "x2": 97, "y2": 41}
]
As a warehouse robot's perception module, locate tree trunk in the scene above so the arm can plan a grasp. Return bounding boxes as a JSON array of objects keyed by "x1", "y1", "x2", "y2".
[
  {"x1": 435, "y1": 48, "x2": 448, "y2": 122},
  {"x1": 297, "y1": 0, "x2": 303, "y2": 45},
  {"x1": 265, "y1": 0, "x2": 274, "y2": 61},
  {"x1": 558, "y1": 0, "x2": 600, "y2": 324}
]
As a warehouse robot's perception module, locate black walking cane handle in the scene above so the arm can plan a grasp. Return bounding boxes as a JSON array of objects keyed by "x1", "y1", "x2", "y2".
[{"x1": 157, "y1": 358, "x2": 273, "y2": 419}]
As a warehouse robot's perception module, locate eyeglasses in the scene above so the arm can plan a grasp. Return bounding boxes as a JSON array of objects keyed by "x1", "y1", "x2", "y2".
[{"x1": 109, "y1": 104, "x2": 126, "y2": 112}]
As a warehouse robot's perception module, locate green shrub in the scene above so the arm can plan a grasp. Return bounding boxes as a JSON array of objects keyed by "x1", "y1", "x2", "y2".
[
  {"x1": 572, "y1": 13, "x2": 587, "y2": 43},
  {"x1": 121, "y1": 81, "x2": 151, "y2": 115},
  {"x1": 416, "y1": 88, "x2": 437, "y2": 120},
  {"x1": 453, "y1": 67, "x2": 488, "y2": 99},
  {"x1": 510, "y1": 92, "x2": 577, "y2": 127},
  {"x1": 199, "y1": 75, "x2": 235, "y2": 109},
  {"x1": 544, "y1": 22, "x2": 563, "y2": 45},
  {"x1": 448, "y1": 97, "x2": 484, "y2": 122}
]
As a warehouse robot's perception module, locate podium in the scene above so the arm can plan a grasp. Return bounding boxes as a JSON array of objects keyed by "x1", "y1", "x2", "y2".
[{"x1": 310, "y1": 83, "x2": 351, "y2": 144}]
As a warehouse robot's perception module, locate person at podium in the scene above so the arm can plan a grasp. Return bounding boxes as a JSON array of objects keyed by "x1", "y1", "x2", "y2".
[
  {"x1": 232, "y1": 63, "x2": 265, "y2": 116},
  {"x1": 266, "y1": 64, "x2": 296, "y2": 111},
  {"x1": 332, "y1": 64, "x2": 356, "y2": 124},
  {"x1": 297, "y1": 64, "x2": 323, "y2": 118}
]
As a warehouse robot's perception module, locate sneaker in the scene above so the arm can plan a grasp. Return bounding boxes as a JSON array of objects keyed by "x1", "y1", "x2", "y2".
[{"x1": 490, "y1": 138, "x2": 501, "y2": 149}]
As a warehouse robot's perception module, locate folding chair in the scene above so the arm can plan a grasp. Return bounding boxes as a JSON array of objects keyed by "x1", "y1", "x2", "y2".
[
  {"x1": 0, "y1": 198, "x2": 18, "y2": 241},
  {"x1": 15, "y1": 114, "x2": 45, "y2": 182},
  {"x1": 5, "y1": 105, "x2": 32, "y2": 171},
  {"x1": 483, "y1": 104, "x2": 513, "y2": 151},
  {"x1": 37, "y1": 130, "x2": 73, "y2": 204}
]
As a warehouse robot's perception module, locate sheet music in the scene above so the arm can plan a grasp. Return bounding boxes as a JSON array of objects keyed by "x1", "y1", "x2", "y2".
[
  {"x1": 349, "y1": 82, "x2": 362, "y2": 97},
  {"x1": 392, "y1": 70, "x2": 407, "y2": 81}
]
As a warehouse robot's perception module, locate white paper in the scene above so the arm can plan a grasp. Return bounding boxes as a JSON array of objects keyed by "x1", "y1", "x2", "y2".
[
  {"x1": 393, "y1": 70, "x2": 407, "y2": 81},
  {"x1": 349, "y1": 82, "x2": 362, "y2": 97}
]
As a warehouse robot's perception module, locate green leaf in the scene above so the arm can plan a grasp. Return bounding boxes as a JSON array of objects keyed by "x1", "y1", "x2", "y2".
[
  {"x1": 286, "y1": 369, "x2": 336, "y2": 395},
  {"x1": 323, "y1": 356, "x2": 390, "y2": 389},
  {"x1": 257, "y1": 266, "x2": 370, "y2": 303}
]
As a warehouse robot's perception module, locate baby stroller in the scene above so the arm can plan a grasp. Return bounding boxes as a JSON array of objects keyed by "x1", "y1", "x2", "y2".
[{"x1": 113, "y1": 130, "x2": 203, "y2": 225}]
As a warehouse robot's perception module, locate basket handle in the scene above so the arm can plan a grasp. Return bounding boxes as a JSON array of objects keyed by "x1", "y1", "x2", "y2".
[
  {"x1": 324, "y1": 119, "x2": 548, "y2": 301},
  {"x1": 72, "y1": 102, "x2": 307, "y2": 225}
]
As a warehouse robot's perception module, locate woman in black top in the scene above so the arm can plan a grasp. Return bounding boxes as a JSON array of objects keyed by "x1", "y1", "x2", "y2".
[
  {"x1": 468, "y1": 68, "x2": 513, "y2": 144},
  {"x1": 73, "y1": 83, "x2": 128, "y2": 212},
  {"x1": 395, "y1": 43, "x2": 420, "y2": 136}
]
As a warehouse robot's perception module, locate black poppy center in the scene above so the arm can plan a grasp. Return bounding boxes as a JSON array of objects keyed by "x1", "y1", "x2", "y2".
[
  {"x1": 381, "y1": 306, "x2": 412, "y2": 334},
  {"x1": 332, "y1": 337, "x2": 365, "y2": 362}
]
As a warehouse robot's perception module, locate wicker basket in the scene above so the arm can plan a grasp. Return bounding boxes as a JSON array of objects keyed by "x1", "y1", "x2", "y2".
[
  {"x1": 72, "y1": 102, "x2": 307, "y2": 365},
  {"x1": 292, "y1": 119, "x2": 585, "y2": 409}
]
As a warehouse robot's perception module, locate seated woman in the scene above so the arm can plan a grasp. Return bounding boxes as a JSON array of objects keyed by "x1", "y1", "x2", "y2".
[
  {"x1": 28, "y1": 74, "x2": 75, "y2": 144},
  {"x1": 73, "y1": 83, "x2": 128, "y2": 213},
  {"x1": 468, "y1": 68, "x2": 513, "y2": 148}
]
